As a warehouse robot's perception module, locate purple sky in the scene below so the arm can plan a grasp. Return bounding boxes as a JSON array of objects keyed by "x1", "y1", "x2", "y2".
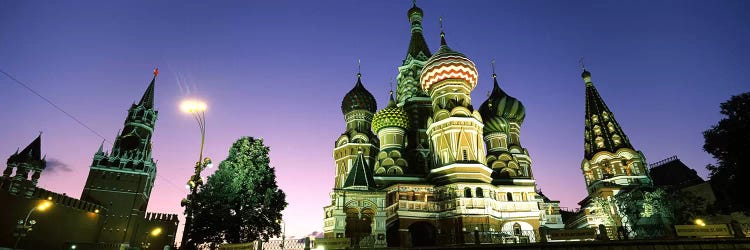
[{"x1": 2, "y1": 0, "x2": 748, "y2": 239}]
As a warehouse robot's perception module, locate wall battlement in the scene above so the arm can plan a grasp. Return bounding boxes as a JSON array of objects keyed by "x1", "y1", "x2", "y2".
[
  {"x1": 145, "y1": 212, "x2": 178, "y2": 222},
  {"x1": 33, "y1": 188, "x2": 106, "y2": 214}
]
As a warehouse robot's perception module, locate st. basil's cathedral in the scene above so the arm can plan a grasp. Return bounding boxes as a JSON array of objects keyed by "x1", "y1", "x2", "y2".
[{"x1": 322, "y1": 2, "x2": 664, "y2": 248}]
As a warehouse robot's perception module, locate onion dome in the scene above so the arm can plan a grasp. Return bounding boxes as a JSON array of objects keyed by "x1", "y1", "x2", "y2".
[
  {"x1": 372, "y1": 92, "x2": 409, "y2": 133},
  {"x1": 479, "y1": 74, "x2": 526, "y2": 134},
  {"x1": 341, "y1": 73, "x2": 377, "y2": 114},
  {"x1": 408, "y1": 2, "x2": 423, "y2": 18},
  {"x1": 420, "y1": 30, "x2": 478, "y2": 93}
]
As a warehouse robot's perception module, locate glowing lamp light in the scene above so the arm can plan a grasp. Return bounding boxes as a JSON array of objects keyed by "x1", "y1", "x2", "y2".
[
  {"x1": 315, "y1": 246, "x2": 325, "y2": 250},
  {"x1": 180, "y1": 100, "x2": 207, "y2": 114},
  {"x1": 204, "y1": 157, "x2": 213, "y2": 168},
  {"x1": 151, "y1": 227, "x2": 163, "y2": 237},
  {"x1": 694, "y1": 218, "x2": 706, "y2": 227},
  {"x1": 94, "y1": 209, "x2": 100, "y2": 214},
  {"x1": 37, "y1": 200, "x2": 53, "y2": 211}
]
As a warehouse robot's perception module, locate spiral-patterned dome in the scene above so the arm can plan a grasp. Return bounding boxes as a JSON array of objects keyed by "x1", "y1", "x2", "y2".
[
  {"x1": 420, "y1": 35, "x2": 478, "y2": 94},
  {"x1": 479, "y1": 76, "x2": 526, "y2": 134},
  {"x1": 372, "y1": 94, "x2": 409, "y2": 133},
  {"x1": 341, "y1": 74, "x2": 377, "y2": 114}
]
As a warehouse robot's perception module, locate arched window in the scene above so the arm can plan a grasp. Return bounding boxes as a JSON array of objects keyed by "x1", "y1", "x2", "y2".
[
  {"x1": 464, "y1": 187, "x2": 472, "y2": 198},
  {"x1": 506, "y1": 192, "x2": 513, "y2": 201},
  {"x1": 476, "y1": 187, "x2": 483, "y2": 198},
  {"x1": 513, "y1": 223, "x2": 522, "y2": 235}
]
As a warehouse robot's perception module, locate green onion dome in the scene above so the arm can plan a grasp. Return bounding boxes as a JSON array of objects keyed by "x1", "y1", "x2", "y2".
[
  {"x1": 420, "y1": 33, "x2": 478, "y2": 94},
  {"x1": 341, "y1": 73, "x2": 377, "y2": 114},
  {"x1": 372, "y1": 93, "x2": 409, "y2": 133},
  {"x1": 479, "y1": 75, "x2": 526, "y2": 134},
  {"x1": 408, "y1": 3, "x2": 423, "y2": 20}
]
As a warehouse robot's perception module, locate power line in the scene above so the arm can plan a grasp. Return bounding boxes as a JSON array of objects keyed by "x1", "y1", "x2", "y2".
[
  {"x1": 1, "y1": 68, "x2": 186, "y2": 193},
  {"x1": 1, "y1": 68, "x2": 110, "y2": 142}
]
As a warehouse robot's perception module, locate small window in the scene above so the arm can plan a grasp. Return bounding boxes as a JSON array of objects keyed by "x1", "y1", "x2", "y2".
[
  {"x1": 464, "y1": 187, "x2": 472, "y2": 198},
  {"x1": 476, "y1": 187, "x2": 483, "y2": 198},
  {"x1": 513, "y1": 223, "x2": 522, "y2": 235},
  {"x1": 462, "y1": 150, "x2": 468, "y2": 161},
  {"x1": 507, "y1": 192, "x2": 513, "y2": 201}
]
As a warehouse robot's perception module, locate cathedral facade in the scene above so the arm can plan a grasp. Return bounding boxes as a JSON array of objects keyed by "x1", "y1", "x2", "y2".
[{"x1": 322, "y1": 3, "x2": 564, "y2": 248}]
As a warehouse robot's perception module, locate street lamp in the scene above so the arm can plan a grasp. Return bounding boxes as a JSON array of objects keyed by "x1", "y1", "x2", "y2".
[
  {"x1": 14, "y1": 199, "x2": 53, "y2": 248},
  {"x1": 179, "y1": 99, "x2": 212, "y2": 250},
  {"x1": 276, "y1": 219, "x2": 286, "y2": 250}
]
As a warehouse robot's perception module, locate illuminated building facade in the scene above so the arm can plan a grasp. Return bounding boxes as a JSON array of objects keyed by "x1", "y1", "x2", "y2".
[
  {"x1": 567, "y1": 68, "x2": 670, "y2": 239},
  {"x1": 0, "y1": 72, "x2": 178, "y2": 250},
  {"x1": 323, "y1": 3, "x2": 564, "y2": 247}
]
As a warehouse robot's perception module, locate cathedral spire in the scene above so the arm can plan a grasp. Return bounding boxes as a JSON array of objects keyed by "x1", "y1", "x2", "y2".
[
  {"x1": 405, "y1": 1, "x2": 431, "y2": 60},
  {"x1": 583, "y1": 67, "x2": 634, "y2": 159}
]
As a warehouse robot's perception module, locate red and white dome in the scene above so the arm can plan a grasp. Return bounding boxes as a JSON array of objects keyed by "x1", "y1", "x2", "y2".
[{"x1": 420, "y1": 43, "x2": 478, "y2": 93}]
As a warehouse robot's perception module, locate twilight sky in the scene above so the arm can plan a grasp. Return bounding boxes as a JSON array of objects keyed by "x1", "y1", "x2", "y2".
[{"x1": 1, "y1": 0, "x2": 748, "y2": 240}]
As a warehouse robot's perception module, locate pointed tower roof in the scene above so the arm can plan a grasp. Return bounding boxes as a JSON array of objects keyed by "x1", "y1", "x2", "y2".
[
  {"x1": 343, "y1": 149, "x2": 375, "y2": 190},
  {"x1": 9, "y1": 134, "x2": 43, "y2": 164},
  {"x1": 138, "y1": 69, "x2": 157, "y2": 109},
  {"x1": 404, "y1": 1, "x2": 431, "y2": 62},
  {"x1": 583, "y1": 68, "x2": 634, "y2": 159}
]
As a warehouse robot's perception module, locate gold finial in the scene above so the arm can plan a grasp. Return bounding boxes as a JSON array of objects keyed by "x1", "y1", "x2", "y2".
[
  {"x1": 357, "y1": 59, "x2": 361, "y2": 77},
  {"x1": 389, "y1": 78, "x2": 394, "y2": 93},
  {"x1": 440, "y1": 16, "x2": 444, "y2": 33},
  {"x1": 580, "y1": 57, "x2": 586, "y2": 70},
  {"x1": 491, "y1": 59, "x2": 496, "y2": 78}
]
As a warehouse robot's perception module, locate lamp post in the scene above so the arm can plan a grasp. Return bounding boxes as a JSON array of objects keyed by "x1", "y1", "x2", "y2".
[
  {"x1": 276, "y1": 219, "x2": 286, "y2": 250},
  {"x1": 179, "y1": 99, "x2": 212, "y2": 250},
  {"x1": 14, "y1": 198, "x2": 53, "y2": 249}
]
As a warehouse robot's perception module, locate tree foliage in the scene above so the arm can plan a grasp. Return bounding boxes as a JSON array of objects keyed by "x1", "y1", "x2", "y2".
[
  {"x1": 191, "y1": 137, "x2": 287, "y2": 247},
  {"x1": 703, "y1": 92, "x2": 750, "y2": 212}
]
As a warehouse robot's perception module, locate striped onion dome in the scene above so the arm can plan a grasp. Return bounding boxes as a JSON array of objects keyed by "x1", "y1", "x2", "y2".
[
  {"x1": 372, "y1": 93, "x2": 409, "y2": 133},
  {"x1": 420, "y1": 33, "x2": 478, "y2": 93},
  {"x1": 479, "y1": 75, "x2": 526, "y2": 134},
  {"x1": 341, "y1": 73, "x2": 377, "y2": 114}
]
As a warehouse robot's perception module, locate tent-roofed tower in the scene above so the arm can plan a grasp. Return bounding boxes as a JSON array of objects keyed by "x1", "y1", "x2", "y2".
[
  {"x1": 579, "y1": 68, "x2": 650, "y2": 192},
  {"x1": 396, "y1": 1, "x2": 434, "y2": 176},
  {"x1": 80, "y1": 70, "x2": 159, "y2": 243},
  {"x1": 1, "y1": 134, "x2": 46, "y2": 197},
  {"x1": 569, "y1": 67, "x2": 660, "y2": 235}
]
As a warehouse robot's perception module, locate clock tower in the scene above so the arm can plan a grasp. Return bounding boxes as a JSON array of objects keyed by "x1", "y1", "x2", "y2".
[{"x1": 80, "y1": 71, "x2": 158, "y2": 243}]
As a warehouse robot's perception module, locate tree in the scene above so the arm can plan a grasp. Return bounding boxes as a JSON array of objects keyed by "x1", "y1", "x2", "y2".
[
  {"x1": 191, "y1": 137, "x2": 287, "y2": 247},
  {"x1": 703, "y1": 92, "x2": 750, "y2": 212}
]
